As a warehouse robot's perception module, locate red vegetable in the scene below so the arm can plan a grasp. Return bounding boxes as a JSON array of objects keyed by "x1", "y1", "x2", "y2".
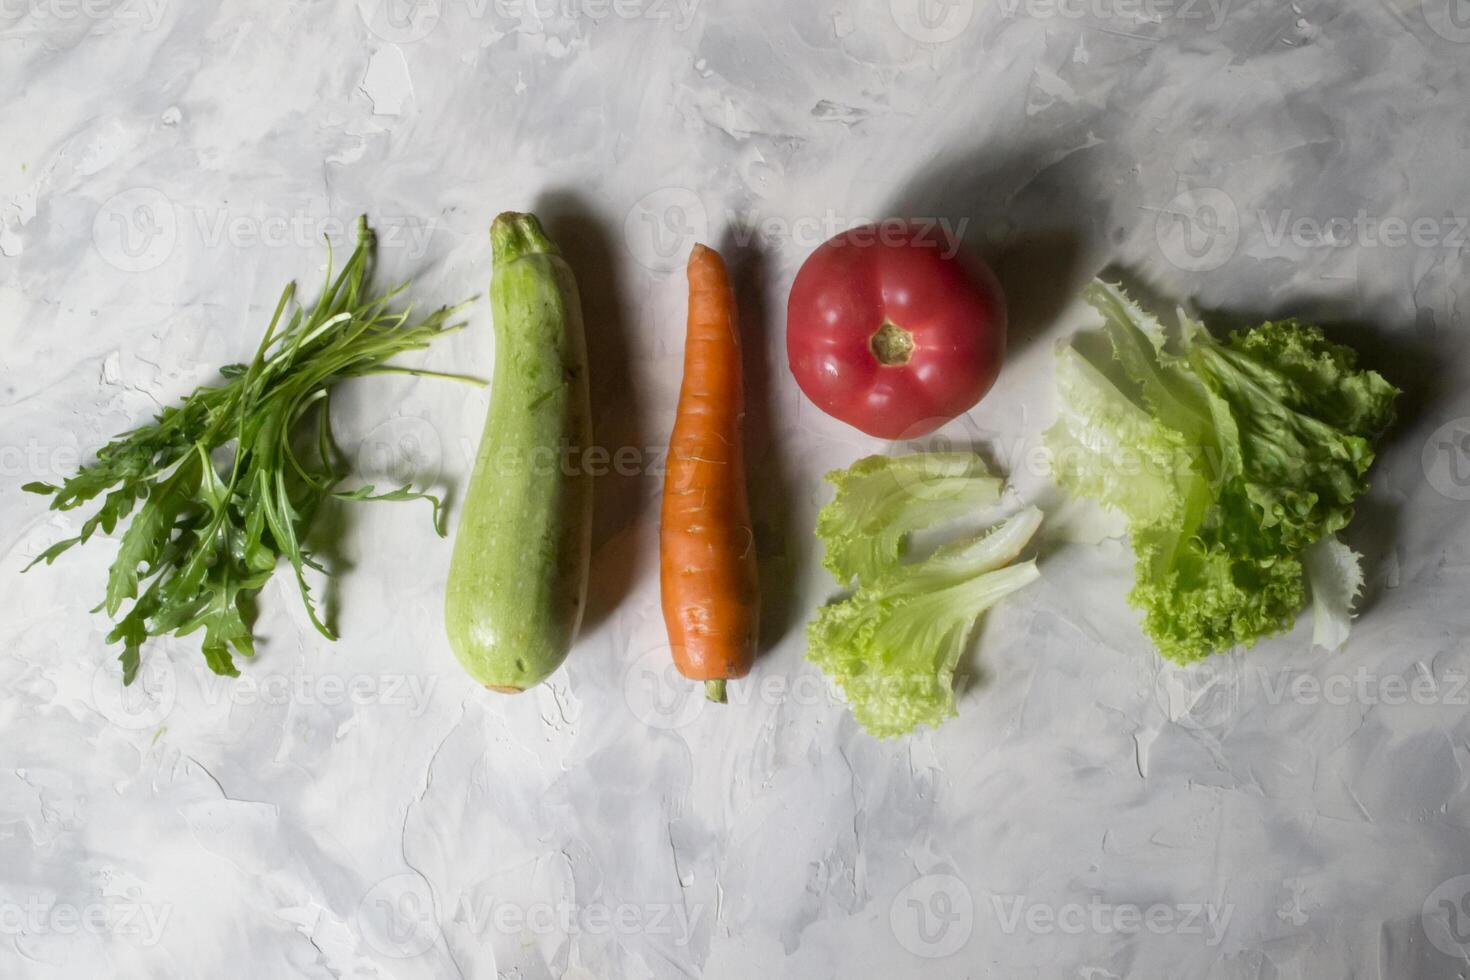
[{"x1": 785, "y1": 221, "x2": 1006, "y2": 440}]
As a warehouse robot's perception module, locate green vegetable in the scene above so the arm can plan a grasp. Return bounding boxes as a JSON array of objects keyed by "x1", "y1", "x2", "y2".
[
  {"x1": 815, "y1": 452, "x2": 1001, "y2": 587},
  {"x1": 443, "y1": 212, "x2": 593, "y2": 692},
  {"x1": 24, "y1": 218, "x2": 475, "y2": 683},
  {"x1": 1045, "y1": 280, "x2": 1398, "y2": 662},
  {"x1": 808, "y1": 452, "x2": 1041, "y2": 737},
  {"x1": 808, "y1": 506, "x2": 1041, "y2": 737}
]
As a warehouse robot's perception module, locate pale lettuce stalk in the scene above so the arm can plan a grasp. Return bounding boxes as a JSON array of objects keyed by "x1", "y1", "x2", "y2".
[{"x1": 1303, "y1": 534, "x2": 1364, "y2": 652}]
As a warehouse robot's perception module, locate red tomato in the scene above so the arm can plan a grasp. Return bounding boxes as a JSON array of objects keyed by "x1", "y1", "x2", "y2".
[{"x1": 786, "y1": 221, "x2": 1006, "y2": 440}]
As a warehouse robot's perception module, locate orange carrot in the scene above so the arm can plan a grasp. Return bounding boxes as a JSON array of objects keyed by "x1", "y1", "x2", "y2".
[{"x1": 660, "y1": 244, "x2": 759, "y2": 703}]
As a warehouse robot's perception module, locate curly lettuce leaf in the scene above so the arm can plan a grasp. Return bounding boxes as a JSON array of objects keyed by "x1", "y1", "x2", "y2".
[
  {"x1": 815, "y1": 452, "x2": 1001, "y2": 586},
  {"x1": 808, "y1": 507, "x2": 1042, "y2": 737},
  {"x1": 1047, "y1": 345, "x2": 1208, "y2": 530},
  {"x1": 1045, "y1": 280, "x2": 1397, "y2": 662}
]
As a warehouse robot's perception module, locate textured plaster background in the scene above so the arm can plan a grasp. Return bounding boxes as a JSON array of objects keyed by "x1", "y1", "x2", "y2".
[{"x1": 4, "y1": 0, "x2": 1470, "y2": 977}]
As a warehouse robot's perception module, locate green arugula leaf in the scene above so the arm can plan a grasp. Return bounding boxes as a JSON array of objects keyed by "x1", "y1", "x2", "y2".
[{"x1": 24, "y1": 217, "x2": 478, "y2": 685}]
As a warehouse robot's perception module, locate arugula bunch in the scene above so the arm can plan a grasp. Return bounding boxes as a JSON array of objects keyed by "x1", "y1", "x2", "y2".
[{"x1": 25, "y1": 218, "x2": 475, "y2": 684}]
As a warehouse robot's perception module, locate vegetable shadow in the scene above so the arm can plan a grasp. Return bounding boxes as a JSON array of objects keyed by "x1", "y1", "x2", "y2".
[
  {"x1": 538, "y1": 191, "x2": 647, "y2": 634},
  {"x1": 306, "y1": 495, "x2": 354, "y2": 641},
  {"x1": 881, "y1": 142, "x2": 1104, "y2": 367},
  {"x1": 305, "y1": 419, "x2": 457, "y2": 642},
  {"x1": 719, "y1": 224, "x2": 803, "y2": 655}
]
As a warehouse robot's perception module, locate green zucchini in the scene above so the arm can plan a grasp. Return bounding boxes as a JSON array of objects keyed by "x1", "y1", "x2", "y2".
[{"x1": 444, "y1": 212, "x2": 593, "y2": 692}]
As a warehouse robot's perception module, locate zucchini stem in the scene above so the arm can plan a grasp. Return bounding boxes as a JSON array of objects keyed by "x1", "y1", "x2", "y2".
[{"x1": 490, "y1": 211, "x2": 558, "y2": 263}]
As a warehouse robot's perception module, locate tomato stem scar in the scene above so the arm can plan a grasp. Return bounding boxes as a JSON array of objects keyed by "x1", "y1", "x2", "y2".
[{"x1": 870, "y1": 320, "x2": 915, "y2": 366}]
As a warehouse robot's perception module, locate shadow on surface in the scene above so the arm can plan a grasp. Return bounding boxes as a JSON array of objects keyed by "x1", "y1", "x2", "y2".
[
  {"x1": 720, "y1": 223, "x2": 804, "y2": 657},
  {"x1": 538, "y1": 191, "x2": 648, "y2": 634},
  {"x1": 881, "y1": 140, "x2": 1107, "y2": 366}
]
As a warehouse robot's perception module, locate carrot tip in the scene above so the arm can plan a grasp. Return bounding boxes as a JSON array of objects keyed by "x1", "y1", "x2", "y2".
[{"x1": 705, "y1": 679, "x2": 727, "y2": 703}]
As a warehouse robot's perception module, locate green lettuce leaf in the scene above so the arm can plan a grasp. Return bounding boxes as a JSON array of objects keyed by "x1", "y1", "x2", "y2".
[
  {"x1": 1045, "y1": 280, "x2": 1397, "y2": 662},
  {"x1": 815, "y1": 452, "x2": 1001, "y2": 587},
  {"x1": 808, "y1": 507, "x2": 1042, "y2": 737}
]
